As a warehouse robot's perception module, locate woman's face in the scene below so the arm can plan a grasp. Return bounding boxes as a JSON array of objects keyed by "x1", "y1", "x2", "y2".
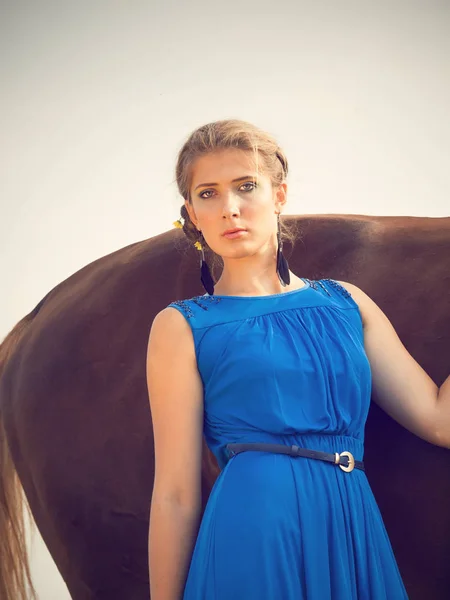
[{"x1": 185, "y1": 148, "x2": 287, "y2": 259}]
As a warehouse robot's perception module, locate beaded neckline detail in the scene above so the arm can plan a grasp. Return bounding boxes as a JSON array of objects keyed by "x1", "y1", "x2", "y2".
[
  {"x1": 312, "y1": 278, "x2": 352, "y2": 298},
  {"x1": 170, "y1": 295, "x2": 221, "y2": 318},
  {"x1": 169, "y1": 278, "x2": 352, "y2": 319}
]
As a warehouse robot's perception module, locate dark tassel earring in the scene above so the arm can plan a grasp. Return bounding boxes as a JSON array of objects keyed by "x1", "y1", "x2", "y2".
[
  {"x1": 198, "y1": 232, "x2": 215, "y2": 295},
  {"x1": 276, "y1": 213, "x2": 290, "y2": 287}
]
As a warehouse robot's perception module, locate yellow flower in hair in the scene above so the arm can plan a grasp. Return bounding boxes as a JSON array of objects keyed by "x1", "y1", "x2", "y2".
[
  {"x1": 173, "y1": 218, "x2": 183, "y2": 229},
  {"x1": 194, "y1": 241, "x2": 202, "y2": 251}
]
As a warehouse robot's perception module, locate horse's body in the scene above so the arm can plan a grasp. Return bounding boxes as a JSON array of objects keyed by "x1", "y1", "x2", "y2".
[{"x1": 1, "y1": 215, "x2": 449, "y2": 599}]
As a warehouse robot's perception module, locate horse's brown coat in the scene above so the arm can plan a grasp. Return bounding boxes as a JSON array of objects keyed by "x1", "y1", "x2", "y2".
[{"x1": 0, "y1": 215, "x2": 449, "y2": 599}]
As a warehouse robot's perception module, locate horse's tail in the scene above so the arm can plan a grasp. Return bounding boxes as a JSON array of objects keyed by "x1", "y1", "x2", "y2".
[{"x1": 0, "y1": 302, "x2": 46, "y2": 600}]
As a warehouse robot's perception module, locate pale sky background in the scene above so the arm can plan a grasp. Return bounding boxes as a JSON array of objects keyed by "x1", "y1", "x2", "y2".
[{"x1": 1, "y1": 0, "x2": 449, "y2": 598}]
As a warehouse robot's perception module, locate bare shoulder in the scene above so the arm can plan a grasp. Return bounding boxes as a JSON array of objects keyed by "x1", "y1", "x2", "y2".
[
  {"x1": 152, "y1": 304, "x2": 192, "y2": 326},
  {"x1": 150, "y1": 305, "x2": 194, "y2": 337},
  {"x1": 334, "y1": 280, "x2": 370, "y2": 329},
  {"x1": 148, "y1": 306, "x2": 197, "y2": 362}
]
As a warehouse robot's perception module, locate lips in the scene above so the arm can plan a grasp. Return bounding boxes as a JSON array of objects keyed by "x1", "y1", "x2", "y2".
[{"x1": 222, "y1": 228, "x2": 247, "y2": 236}]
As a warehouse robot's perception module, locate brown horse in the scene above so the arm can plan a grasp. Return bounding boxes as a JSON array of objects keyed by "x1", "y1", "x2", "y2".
[{"x1": 1, "y1": 214, "x2": 449, "y2": 600}]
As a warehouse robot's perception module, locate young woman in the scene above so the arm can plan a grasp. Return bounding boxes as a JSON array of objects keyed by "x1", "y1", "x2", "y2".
[{"x1": 146, "y1": 119, "x2": 449, "y2": 599}]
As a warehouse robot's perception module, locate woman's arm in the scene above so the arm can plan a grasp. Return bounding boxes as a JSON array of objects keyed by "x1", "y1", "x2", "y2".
[
  {"x1": 146, "y1": 307, "x2": 204, "y2": 600},
  {"x1": 339, "y1": 280, "x2": 450, "y2": 449}
]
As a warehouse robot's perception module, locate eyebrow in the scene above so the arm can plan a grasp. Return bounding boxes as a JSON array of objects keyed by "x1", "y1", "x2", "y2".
[{"x1": 194, "y1": 175, "x2": 257, "y2": 191}]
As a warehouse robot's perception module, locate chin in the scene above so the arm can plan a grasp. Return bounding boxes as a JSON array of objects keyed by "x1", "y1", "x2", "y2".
[{"x1": 219, "y1": 243, "x2": 257, "y2": 261}]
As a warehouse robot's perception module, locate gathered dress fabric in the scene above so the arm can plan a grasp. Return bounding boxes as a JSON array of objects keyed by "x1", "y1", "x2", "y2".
[{"x1": 168, "y1": 278, "x2": 408, "y2": 599}]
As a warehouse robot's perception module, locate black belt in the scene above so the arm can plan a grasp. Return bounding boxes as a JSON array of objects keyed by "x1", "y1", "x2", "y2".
[{"x1": 226, "y1": 443, "x2": 364, "y2": 473}]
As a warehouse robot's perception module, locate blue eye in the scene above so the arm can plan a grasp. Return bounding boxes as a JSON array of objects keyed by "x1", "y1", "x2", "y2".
[
  {"x1": 199, "y1": 182, "x2": 257, "y2": 199},
  {"x1": 241, "y1": 182, "x2": 257, "y2": 192}
]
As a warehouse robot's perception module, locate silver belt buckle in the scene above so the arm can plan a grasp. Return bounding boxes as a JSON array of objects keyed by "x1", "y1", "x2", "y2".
[{"x1": 334, "y1": 450, "x2": 355, "y2": 472}]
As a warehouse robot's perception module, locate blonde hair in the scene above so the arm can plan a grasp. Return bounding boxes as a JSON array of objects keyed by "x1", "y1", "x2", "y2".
[{"x1": 174, "y1": 119, "x2": 298, "y2": 272}]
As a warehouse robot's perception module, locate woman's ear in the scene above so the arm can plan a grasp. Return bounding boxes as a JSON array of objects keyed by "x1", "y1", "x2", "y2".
[{"x1": 274, "y1": 182, "x2": 288, "y2": 213}]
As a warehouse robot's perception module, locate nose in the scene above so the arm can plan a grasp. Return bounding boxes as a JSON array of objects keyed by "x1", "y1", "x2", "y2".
[{"x1": 221, "y1": 191, "x2": 241, "y2": 219}]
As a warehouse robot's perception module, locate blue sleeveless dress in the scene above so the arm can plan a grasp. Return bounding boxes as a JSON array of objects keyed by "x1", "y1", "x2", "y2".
[{"x1": 168, "y1": 278, "x2": 408, "y2": 599}]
